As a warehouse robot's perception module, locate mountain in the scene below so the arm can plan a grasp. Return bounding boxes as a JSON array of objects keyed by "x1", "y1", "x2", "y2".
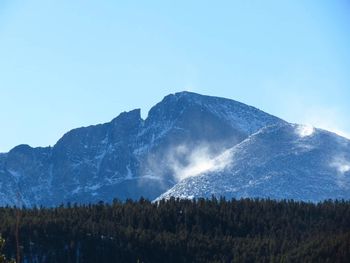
[
  {"x1": 0, "y1": 92, "x2": 285, "y2": 206},
  {"x1": 158, "y1": 123, "x2": 350, "y2": 202}
]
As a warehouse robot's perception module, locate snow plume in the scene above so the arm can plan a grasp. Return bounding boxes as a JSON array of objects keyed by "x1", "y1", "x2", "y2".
[
  {"x1": 166, "y1": 143, "x2": 233, "y2": 181},
  {"x1": 330, "y1": 156, "x2": 350, "y2": 189},
  {"x1": 331, "y1": 157, "x2": 350, "y2": 174},
  {"x1": 296, "y1": 124, "x2": 315, "y2": 138},
  {"x1": 298, "y1": 106, "x2": 350, "y2": 140}
]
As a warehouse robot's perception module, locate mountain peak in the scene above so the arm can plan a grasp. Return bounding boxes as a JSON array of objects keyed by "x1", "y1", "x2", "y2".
[
  {"x1": 1, "y1": 92, "x2": 348, "y2": 206},
  {"x1": 162, "y1": 91, "x2": 235, "y2": 105},
  {"x1": 9, "y1": 144, "x2": 33, "y2": 154},
  {"x1": 146, "y1": 92, "x2": 285, "y2": 135},
  {"x1": 111, "y1": 108, "x2": 142, "y2": 125}
]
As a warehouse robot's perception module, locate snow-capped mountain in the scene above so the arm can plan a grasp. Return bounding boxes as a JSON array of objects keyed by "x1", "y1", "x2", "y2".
[
  {"x1": 0, "y1": 92, "x2": 283, "y2": 206},
  {"x1": 158, "y1": 123, "x2": 350, "y2": 202},
  {"x1": 0, "y1": 91, "x2": 349, "y2": 206}
]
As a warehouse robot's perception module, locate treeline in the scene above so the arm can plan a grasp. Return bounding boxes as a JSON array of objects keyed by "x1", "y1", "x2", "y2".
[{"x1": 0, "y1": 198, "x2": 349, "y2": 262}]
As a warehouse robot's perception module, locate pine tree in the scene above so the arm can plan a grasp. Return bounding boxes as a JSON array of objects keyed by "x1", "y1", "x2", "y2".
[{"x1": 0, "y1": 235, "x2": 15, "y2": 263}]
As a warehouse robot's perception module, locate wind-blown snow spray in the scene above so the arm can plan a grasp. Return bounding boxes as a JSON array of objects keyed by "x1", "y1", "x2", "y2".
[{"x1": 166, "y1": 143, "x2": 233, "y2": 181}]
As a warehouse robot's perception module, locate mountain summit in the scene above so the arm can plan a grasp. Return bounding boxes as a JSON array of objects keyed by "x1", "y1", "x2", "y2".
[{"x1": 0, "y1": 92, "x2": 349, "y2": 206}]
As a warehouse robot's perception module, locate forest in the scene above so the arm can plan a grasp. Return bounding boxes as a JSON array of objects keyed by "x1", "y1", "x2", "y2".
[{"x1": 0, "y1": 197, "x2": 349, "y2": 263}]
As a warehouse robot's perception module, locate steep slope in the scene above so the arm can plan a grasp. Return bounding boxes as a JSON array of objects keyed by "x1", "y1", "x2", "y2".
[
  {"x1": 158, "y1": 123, "x2": 350, "y2": 202},
  {"x1": 0, "y1": 91, "x2": 284, "y2": 206}
]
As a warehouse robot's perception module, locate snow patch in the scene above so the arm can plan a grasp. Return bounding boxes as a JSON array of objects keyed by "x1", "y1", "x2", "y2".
[
  {"x1": 125, "y1": 165, "x2": 133, "y2": 179},
  {"x1": 72, "y1": 186, "x2": 82, "y2": 194},
  {"x1": 87, "y1": 183, "x2": 102, "y2": 191},
  {"x1": 8, "y1": 170, "x2": 22, "y2": 183},
  {"x1": 141, "y1": 174, "x2": 163, "y2": 180}
]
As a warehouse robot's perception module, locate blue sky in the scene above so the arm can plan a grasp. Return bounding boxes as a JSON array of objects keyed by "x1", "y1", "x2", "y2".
[{"x1": 0, "y1": 0, "x2": 349, "y2": 152}]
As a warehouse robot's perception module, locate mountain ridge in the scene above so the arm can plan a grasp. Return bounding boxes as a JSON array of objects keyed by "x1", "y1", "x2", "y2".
[
  {"x1": 158, "y1": 122, "x2": 350, "y2": 202},
  {"x1": 0, "y1": 91, "x2": 348, "y2": 206}
]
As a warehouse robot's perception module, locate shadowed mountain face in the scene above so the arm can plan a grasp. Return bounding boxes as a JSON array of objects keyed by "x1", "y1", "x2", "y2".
[
  {"x1": 1, "y1": 91, "x2": 349, "y2": 206},
  {"x1": 0, "y1": 92, "x2": 284, "y2": 206}
]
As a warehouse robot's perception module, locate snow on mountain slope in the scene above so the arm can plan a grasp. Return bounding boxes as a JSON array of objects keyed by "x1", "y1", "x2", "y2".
[
  {"x1": 157, "y1": 123, "x2": 350, "y2": 202},
  {"x1": 3, "y1": 91, "x2": 348, "y2": 205},
  {"x1": 0, "y1": 92, "x2": 284, "y2": 206},
  {"x1": 146, "y1": 92, "x2": 285, "y2": 136}
]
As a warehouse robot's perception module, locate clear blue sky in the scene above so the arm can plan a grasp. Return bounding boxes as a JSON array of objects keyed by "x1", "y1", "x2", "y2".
[{"x1": 0, "y1": 0, "x2": 349, "y2": 152}]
